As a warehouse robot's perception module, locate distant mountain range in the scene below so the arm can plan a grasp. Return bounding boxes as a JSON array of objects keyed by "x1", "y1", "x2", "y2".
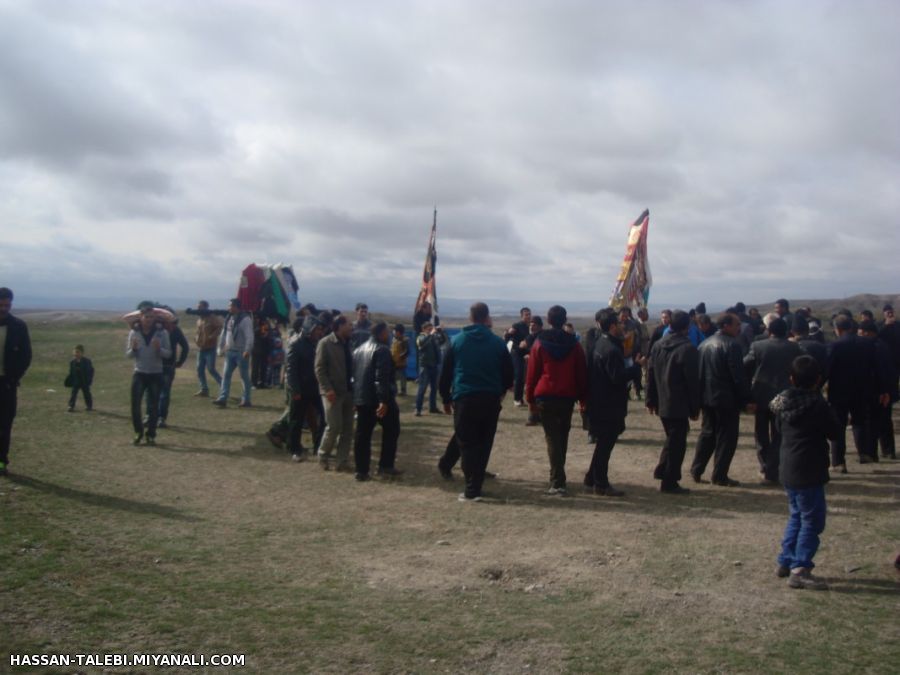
[{"x1": 18, "y1": 292, "x2": 899, "y2": 323}]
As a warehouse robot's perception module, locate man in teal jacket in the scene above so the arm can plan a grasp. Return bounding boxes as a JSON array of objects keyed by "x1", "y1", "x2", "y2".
[{"x1": 439, "y1": 302, "x2": 513, "y2": 502}]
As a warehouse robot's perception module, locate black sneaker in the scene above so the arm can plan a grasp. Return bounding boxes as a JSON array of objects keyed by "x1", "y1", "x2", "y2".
[
  {"x1": 776, "y1": 564, "x2": 790, "y2": 578},
  {"x1": 355, "y1": 473, "x2": 371, "y2": 482},
  {"x1": 265, "y1": 431, "x2": 284, "y2": 449},
  {"x1": 212, "y1": 399, "x2": 227, "y2": 408},
  {"x1": 377, "y1": 467, "x2": 404, "y2": 478},
  {"x1": 660, "y1": 483, "x2": 690, "y2": 495},
  {"x1": 484, "y1": 471, "x2": 497, "y2": 480},
  {"x1": 713, "y1": 477, "x2": 741, "y2": 487},
  {"x1": 690, "y1": 472, "x2": 708, "y2": 484},
  {"x1": 158, "y1": 418, "x2": 167, "y2": 429},
  {"x1": 594, "y1": 485, "x2": 625, "y2": 497}
]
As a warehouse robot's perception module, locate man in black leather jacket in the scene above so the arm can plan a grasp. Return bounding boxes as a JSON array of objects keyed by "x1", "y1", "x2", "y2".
[
  {"x1": 690, "y1": 313, "x2": 753, "y2": 486},
  {"x1": 352, "y1": 322, "x2": 402, "y2": 481}
]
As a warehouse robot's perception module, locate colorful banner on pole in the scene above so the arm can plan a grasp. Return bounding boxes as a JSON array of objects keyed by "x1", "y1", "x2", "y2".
[
  {"x1": 609, "y1": 209, "x2": 652, "y2": 310},
  {"x1": 414, "y1": 209, "x2": 438, "y2": 320}
]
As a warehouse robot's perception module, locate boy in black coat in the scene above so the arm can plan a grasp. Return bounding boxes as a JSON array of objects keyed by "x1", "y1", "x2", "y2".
[
  {"x1": 769, "y1": 355, "x2": 840, "y2": 590},
  {"x1": 66, "y1": 344, "x2": 94, "y2": 412}
]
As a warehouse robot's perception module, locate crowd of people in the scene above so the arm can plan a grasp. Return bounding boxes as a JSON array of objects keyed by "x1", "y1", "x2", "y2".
[{"x1": 0, "y1": 285, "x2": 898, "y2": 588}]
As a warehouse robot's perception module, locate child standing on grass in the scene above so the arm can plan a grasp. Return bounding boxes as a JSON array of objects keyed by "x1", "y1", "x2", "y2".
[
  {"x1": 769, "y1": 355, "x2": 840, "y2": 590},
  {"x1": 65, "y1": 344, "x2": 94, "y2": 412}
]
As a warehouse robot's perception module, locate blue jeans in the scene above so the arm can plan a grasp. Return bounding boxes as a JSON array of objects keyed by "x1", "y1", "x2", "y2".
[
  {"x1": 217, "y1": 351, "x2": 251, "y2": 404},
  {"x1": 778, "y1": 485, "x2": 826, "y2": 570},
  {"x1": 416, "y1": 365, "x2": 438, "y2": 412},
  {"x1": 197, "y1": 348, "x2": 222, "y2": 393}
]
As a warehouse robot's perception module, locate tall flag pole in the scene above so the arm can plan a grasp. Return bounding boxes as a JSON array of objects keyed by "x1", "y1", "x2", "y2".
[
  {"x1": 415, "y1": 207, "x2": 438, "y2": 324},
  {"x1": 609, "y1": 209, "x2": 652, "y2": 310}
]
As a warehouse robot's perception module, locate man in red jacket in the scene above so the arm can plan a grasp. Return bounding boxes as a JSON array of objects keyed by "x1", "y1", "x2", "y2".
[{"x1": 526, "y1": 305, "x2": 588, "y2": 495}]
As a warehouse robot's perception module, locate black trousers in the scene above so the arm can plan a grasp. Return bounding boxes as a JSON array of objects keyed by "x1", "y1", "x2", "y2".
[
  {"x1": 454, "y1": 393, "x2": 502, "y2": 498},
  {"x1": 691, "y1": 406, "x2": 741, "y2": 482},
  {"x1": 68, "y1": 384, "x2": 93, "y2": 409},
  {"x1": 131, "y1": 372, "x2": 162, "y2": 438},
  {"x1": 754, "y1": 407, "x2": 780, "y2": 481},
  {"x1": 438, "y1": 433, "x2": 461, "y2": 472},
  {"x1": 354, "y1": 400, "x2": 400, "y2": 475},
  {"x1": 538, "y1": 399, "x2": 575, "y2": 488},
  {"x1": 655, "y1": 417, "x2": 689, "y2": 488},
  {"x1": 832, "y1": 400, "x2": 874, "y2": 465},
  {"x1": 251, "y1": 342, "x2": 268, "y2": 386},
  {"x1": 0, "y1": 378, "x2": 17, "y2": 466},
  {"x1": 512, "y1": 352, "x2": 526, "y2": 402},
  {"x1": 585, "y1": 417, "x2": 625, "y2": 488},
  {"x1": 288, "y1": 394, "x2": 321, "y2": 455},
  {"x1": 876, "y1": 402, "x2": 895, "y2": 457}
]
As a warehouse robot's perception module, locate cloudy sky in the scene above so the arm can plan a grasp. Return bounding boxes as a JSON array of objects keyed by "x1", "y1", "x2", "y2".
[{"x1": 1, "y1": 0, "x2": 898, "y2": 311}]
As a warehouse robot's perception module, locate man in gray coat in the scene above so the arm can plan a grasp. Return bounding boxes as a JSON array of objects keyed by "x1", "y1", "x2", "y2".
[
  {"x1": 690, "y1": 313, "x2": 753, "y2": 486},
  {"x1": 743, "y1": 317, "x2": 802, "y2": 482},
  {"x1": 314, "y1": 315, "x2": 354, "y2": 471},
  {"x1": 646, "y1": 311, "x2": 701, "y2": 494}
]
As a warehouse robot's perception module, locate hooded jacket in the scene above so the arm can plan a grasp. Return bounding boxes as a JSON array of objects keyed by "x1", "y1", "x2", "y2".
[
  {"x1": 646, "y1": 332, "x2": 700, "y2": 419},
  {"x1": 439, "y1": 323, "x2": 513, "y2": 402},
  {"x1": 126, "y1": 323, "x2": 172, "y2": 374},
  {"x1": 586, "y1": 332, "x2": 641, "y2": 428},
  {"x1": 770, "y1": 387, "x2": 840, "y2": 489},
  {"x1": 525, "y1": 328, "x2": 587, "y2": 404}
]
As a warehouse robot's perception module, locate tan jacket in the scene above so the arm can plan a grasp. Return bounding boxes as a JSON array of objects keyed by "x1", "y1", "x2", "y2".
[
  {"x1": 196, "y1": 314, "x2": 224, "y2": 350},
  {"x1": 315, "y1": 332, "x2": 352, "y2": 396}
]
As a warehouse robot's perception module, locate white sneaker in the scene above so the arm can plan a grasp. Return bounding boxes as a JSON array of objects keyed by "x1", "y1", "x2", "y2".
[
  {"x1": 547, "y1": 486, "x2": 567, "y2": 496},
  {"x1": 458, "y1": 493, "x2": 482, "y2": 502}
]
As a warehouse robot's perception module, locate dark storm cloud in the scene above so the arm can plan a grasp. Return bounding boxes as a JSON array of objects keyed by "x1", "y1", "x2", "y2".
[{"x1": 1, "y1": 0, "x2": 898, "y2": 308}]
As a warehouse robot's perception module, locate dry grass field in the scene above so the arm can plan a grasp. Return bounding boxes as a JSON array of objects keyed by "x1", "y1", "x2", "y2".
[{"x1": 2, "y1": 315, "x2": 898, "y2": 674}]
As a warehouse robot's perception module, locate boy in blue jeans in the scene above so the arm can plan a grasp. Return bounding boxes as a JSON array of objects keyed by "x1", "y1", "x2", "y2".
[{"x1": 769, "y1": 355, "x2": 840, "y2": 590}]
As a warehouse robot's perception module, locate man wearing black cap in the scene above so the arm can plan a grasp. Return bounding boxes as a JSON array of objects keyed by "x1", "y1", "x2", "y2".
[
  {"x1": 744, "y1": 317, "x2": 802, "y2": 482},
  {"x1": 646, "y1": 310, "x2": 700, "y2": 494},
  {"x1": 0, "y1": 288, "x2": 31, "y2": 476}
]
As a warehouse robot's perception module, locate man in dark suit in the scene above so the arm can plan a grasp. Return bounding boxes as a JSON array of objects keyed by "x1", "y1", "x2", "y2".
[
  {"x1": 646, "y1": 310, "x2": 700, "y2": 494},
  {"x1": 0, "y1": 287, "x2": 32, "y2": 476},
  {"x1": 825, "y1": 315, "x2": 882, "y2": 470},
  {"x1": 743, "y1": 317, "x2": 802, "y2": 482}
]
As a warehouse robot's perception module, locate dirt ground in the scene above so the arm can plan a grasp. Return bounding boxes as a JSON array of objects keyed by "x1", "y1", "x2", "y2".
[{"x1": 2, "y1": 318, "x2": 899, "y2": 674}]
